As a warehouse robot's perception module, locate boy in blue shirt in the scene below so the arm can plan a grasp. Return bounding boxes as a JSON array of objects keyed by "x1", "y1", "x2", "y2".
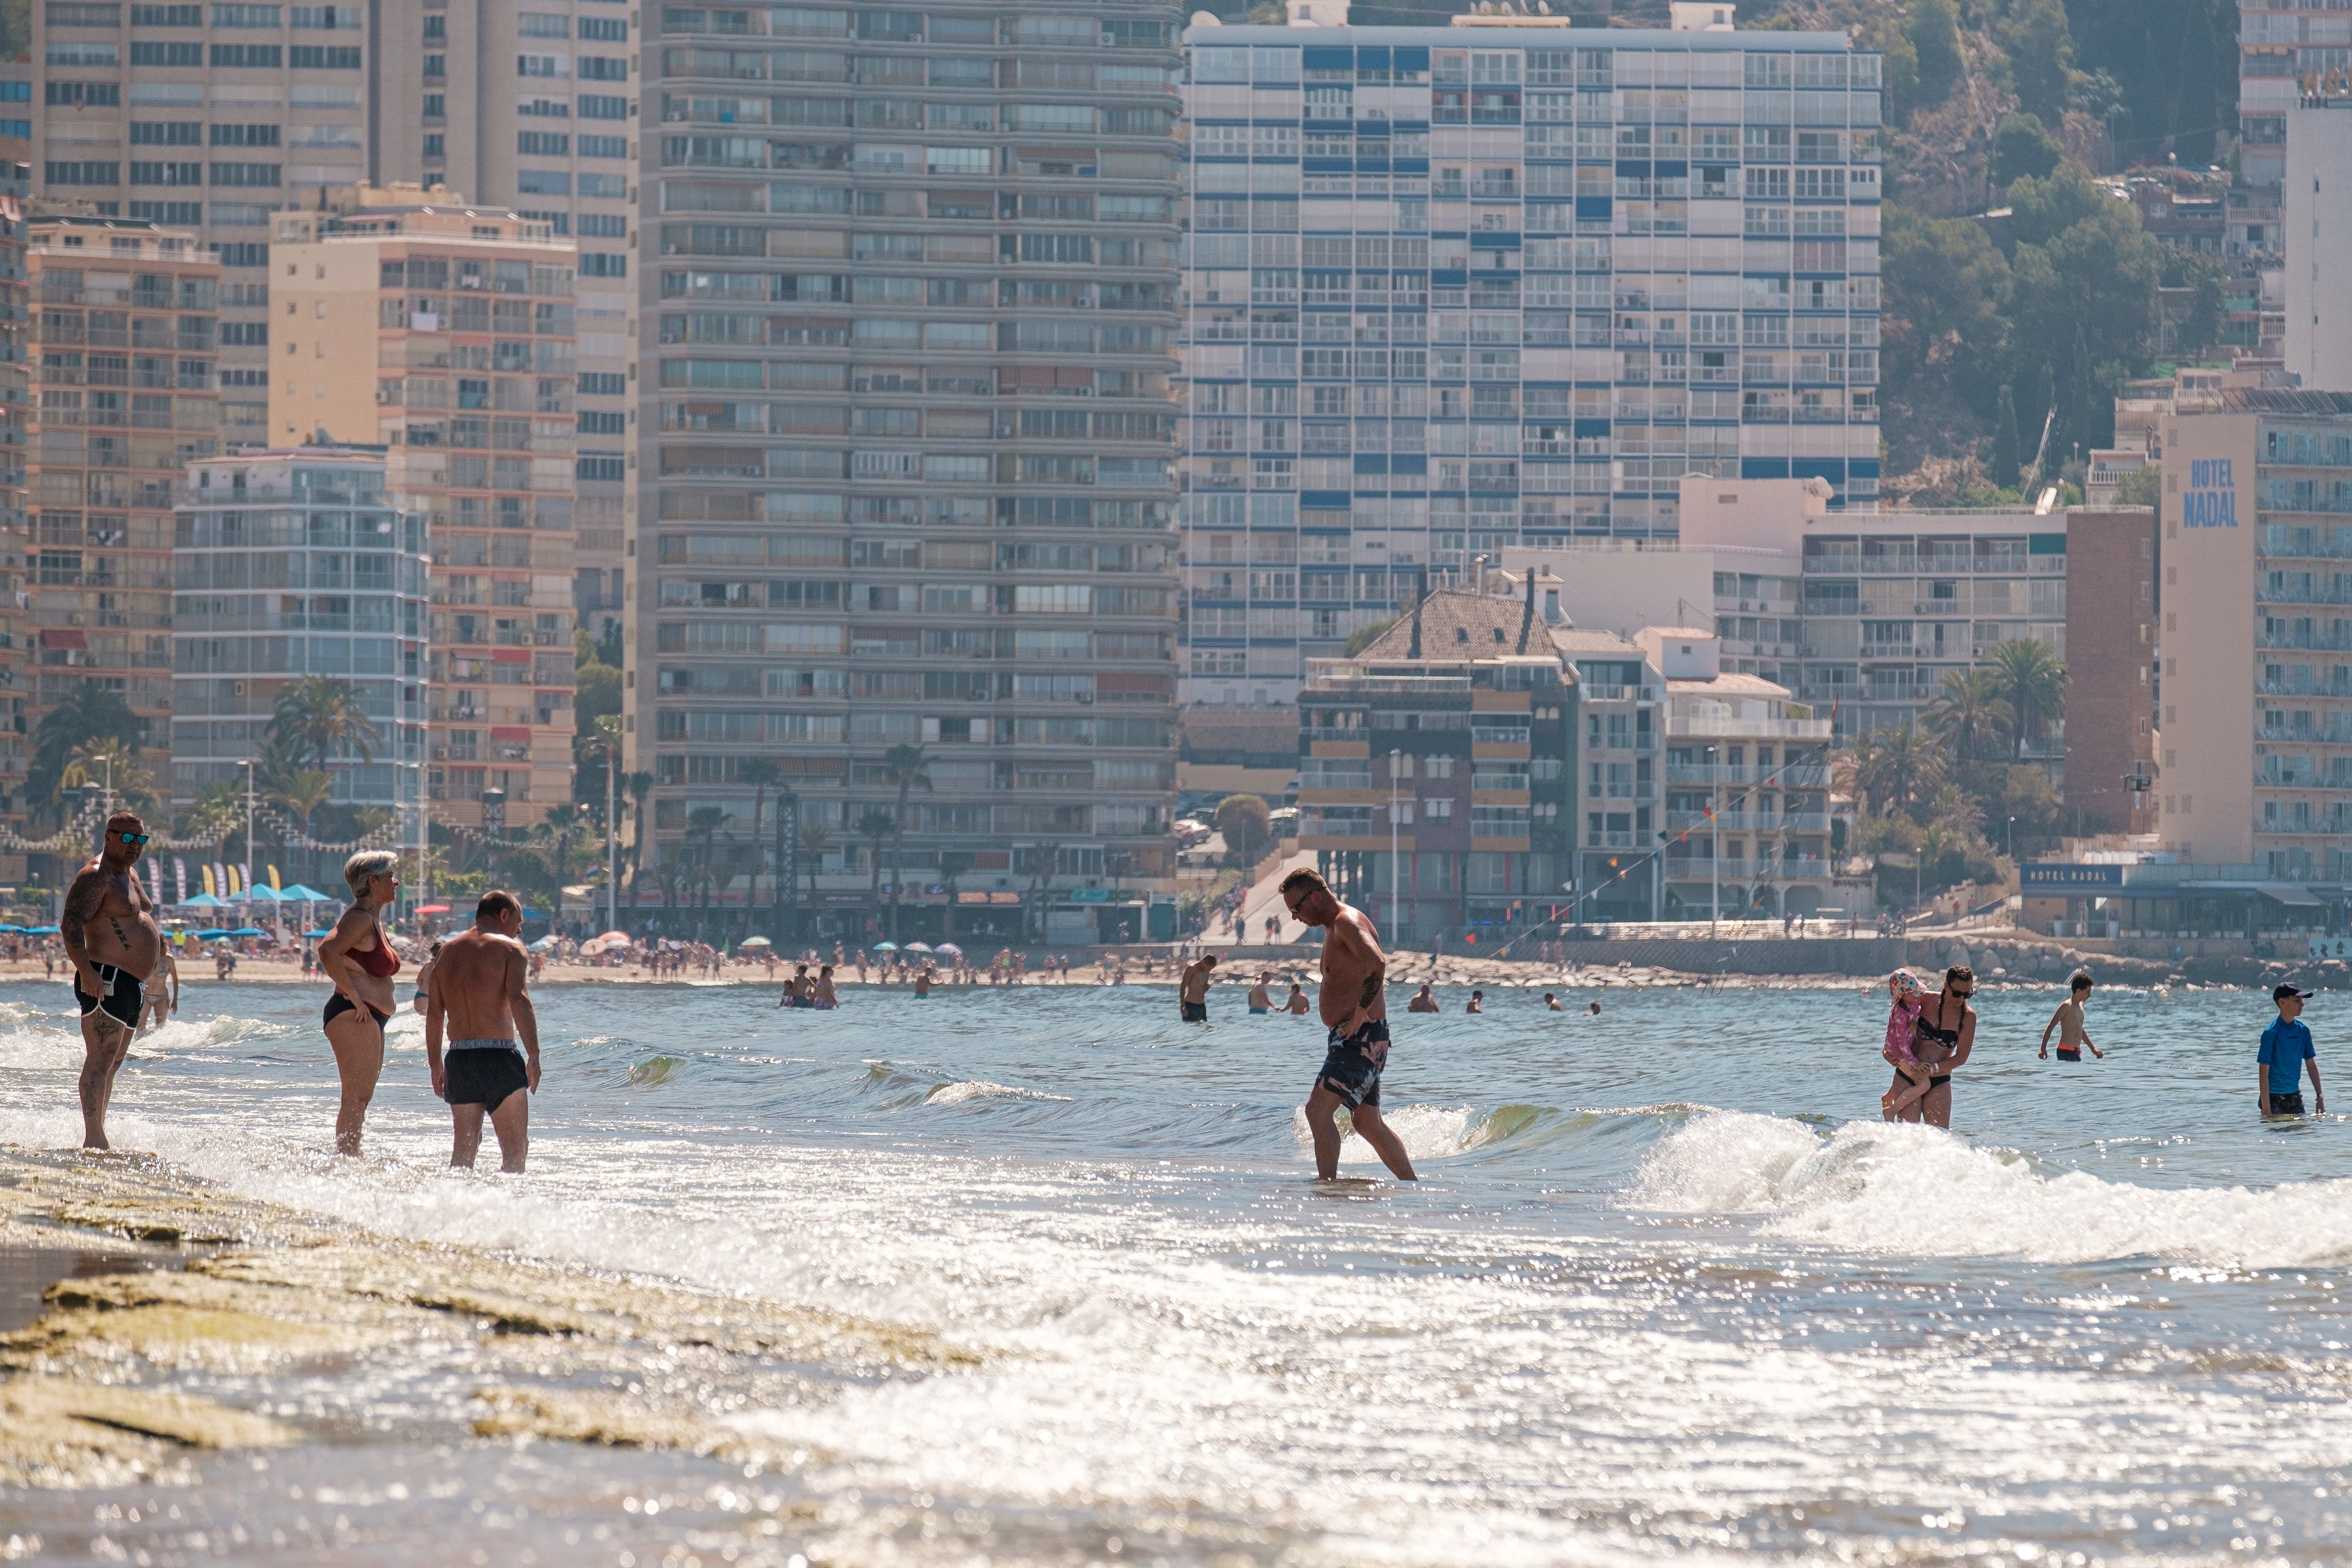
[{"x1": 2259, "y1": 983, "x2": 2327, "y2": 1117}]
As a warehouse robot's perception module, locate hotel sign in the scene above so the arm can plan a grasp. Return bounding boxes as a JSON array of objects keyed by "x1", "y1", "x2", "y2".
[
  {"x1": 2182, "y1": 458, "x2": 2240, "y2": 528},
  {"x1": 2020, "y1": 863, "x2": 2124, "y2": 891}
]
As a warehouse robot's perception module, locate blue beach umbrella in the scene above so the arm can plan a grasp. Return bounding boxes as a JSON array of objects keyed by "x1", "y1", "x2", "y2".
[
  {"x1": 22, "y1": 925, "x2": 58, "y2": 935},
  {"x1": 303, "y1": 928, "x2": 333, "y2": 939},
  {"x1": 872, "y1": 941, "x2": 899, "y2": 951},
  {"x1": 194, "y1": 929, "x2": 229, "y2": 939},
  {"x1": 227, "y1": 927, "x2": 267, "y2": 938}
]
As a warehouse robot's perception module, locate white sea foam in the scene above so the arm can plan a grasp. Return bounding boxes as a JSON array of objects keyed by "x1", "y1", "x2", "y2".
[
  {"x1": 1629, "y1": 1110, "x2": 2352, "y2": 1268},
  {"x1": 925, "y1": 1079, "x2": 1072, "y2": 1106}
]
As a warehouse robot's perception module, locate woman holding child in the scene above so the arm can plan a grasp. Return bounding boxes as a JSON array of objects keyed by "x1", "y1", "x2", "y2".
[{"x1": 1881, "y1": 964, "x2": 1976, "y2": 1128}]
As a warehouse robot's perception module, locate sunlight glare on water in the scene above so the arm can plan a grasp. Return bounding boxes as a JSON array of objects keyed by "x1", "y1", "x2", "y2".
[{"x1": 0, "y1": 977, "x2": 2349, "y2": 1564}]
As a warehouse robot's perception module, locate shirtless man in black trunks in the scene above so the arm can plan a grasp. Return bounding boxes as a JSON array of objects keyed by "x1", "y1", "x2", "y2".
[
  {"x1": 425, "y1": 889, "x2": 541, "y2": 1172},
  {"x1": 1891, "y1": 964, "x2": 1977, "y2": 1129},
  {"x1": 62, "y1": 813, "x2": 165, "y2": 1150},
  {"x1": 1281, "y1": 867, "x2": 1416, "y2": 1181}
]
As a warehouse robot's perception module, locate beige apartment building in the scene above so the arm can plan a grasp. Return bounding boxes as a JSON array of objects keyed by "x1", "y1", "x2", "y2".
[
  {"x1": 374, "y1": 0, "x2": 636, "y2": 641},
  {"x1": 26, "y1": 212, "x2": 219, "y2": 818},
  {"x1": 26, "y1": 0, "x2": 373, "y2": 449},
  {"x1": 267, "y1": 186, "x2": 577, "y2": 828},
  {"x1": 2159, "y1": 387, "x2": 2352, "y2": 878},
  {"x1": 19, "y1": 0, "x2": 636, "y2": 638}
]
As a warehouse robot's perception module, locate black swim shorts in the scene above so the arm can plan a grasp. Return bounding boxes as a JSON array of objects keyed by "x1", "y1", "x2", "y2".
[
  {"x1": 1182, "y1": 1000, "x2": 1208, "y2": 1022},
  {"x1": 443, "y1": 1044, "x2": 529, "y2": 1109},
  {"x1": 324, "y1": 992, "x2": 391, "y2": 1029},
  {"x1": 1317, "y1": 1017, "x2": 1391, "y2": 1109},
  {"x1": 2266, "y1": 1091, "x2": 2308, "y2": 1116},
  {"x1": 74, "y1": 963, "x2": 142, "y2": 1029},
  {"x1": 2055, "y1": 1047, "x2": 2082, "y2": 1062}
]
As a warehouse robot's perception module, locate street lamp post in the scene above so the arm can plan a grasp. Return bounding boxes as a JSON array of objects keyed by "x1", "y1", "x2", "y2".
[
  {"x1": 605, "y1": 740, "x2": 619, "y2": 936},
  {"x1": 1388, "y1": 748, "x2": 1401, "y2": 940},
  {"x1": 237, "y1": 758, "x2": 255, "y2": 919},
  {"x1": 1707, "y1": 744, "x2": 1720, "y2": 937}
]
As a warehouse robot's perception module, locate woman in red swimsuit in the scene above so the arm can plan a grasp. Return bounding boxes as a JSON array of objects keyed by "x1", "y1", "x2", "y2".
[{"x1": 316, "y1": 849, "x2": 402, "y2": 1156}]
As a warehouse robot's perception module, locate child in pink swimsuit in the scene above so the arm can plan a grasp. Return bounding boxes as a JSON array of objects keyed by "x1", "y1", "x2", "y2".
[{"x1": 1881, "y1": 969, "x2": 1933, "y2": 1119}]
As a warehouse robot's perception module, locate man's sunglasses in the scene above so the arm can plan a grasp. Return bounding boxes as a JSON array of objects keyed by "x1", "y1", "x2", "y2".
[{"x1": 115, "y1": 832, "x2": 150, "y2": 846}]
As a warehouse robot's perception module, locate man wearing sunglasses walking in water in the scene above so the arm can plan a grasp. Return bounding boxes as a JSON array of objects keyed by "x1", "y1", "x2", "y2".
[
  {"x1": 62, "y1": 813, "x2": 165, "y2": 1150},
  {"x1": 1280, "y1": 867, "x2": 1417, "y2": 1181}
]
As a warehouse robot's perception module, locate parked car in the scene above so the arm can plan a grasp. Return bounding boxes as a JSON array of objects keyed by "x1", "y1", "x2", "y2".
[{"x1": 1173, "y1": 818, "x2": 1213, "y2": 848}]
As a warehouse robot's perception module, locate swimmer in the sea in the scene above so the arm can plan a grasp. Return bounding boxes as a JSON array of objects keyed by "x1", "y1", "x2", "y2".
[
  {"x1": 1248, "y1": 972, "x2": 1272, "y2": 1014},
  {"x1": 412, "y1": 939, "x2": 442, "y2": 1015},
  {"x1": 1179, "y1": 952, "x2": 1216, "y2": 1023},
  {"x1": 142, "y1": 944, "x2": 179, "y2": 1033},
  {"x1": 1285, "y1": 981, "x2": 1311, "y2": 1015},
  {"x1": 1407, "y1": 982, "x2": 1439, "y2": 1013},
  {"x1": 1280, "y1": 867, "x2": 1415, "y2": 1181},
  {"x1": 1545, "y1": 991, "x2": 1564, "y2": 1011}
]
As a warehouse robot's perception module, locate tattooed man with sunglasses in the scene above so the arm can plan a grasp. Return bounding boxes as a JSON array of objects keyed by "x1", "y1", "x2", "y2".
[{"x1": 63, "y1": 812, "x2": 164, "y2": 1150}]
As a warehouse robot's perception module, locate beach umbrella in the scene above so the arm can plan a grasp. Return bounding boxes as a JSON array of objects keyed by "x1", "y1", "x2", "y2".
[
  {"x1": 904, "y1": 941, "x2": 932, "y2": 953},
  {"x1": 741, "y1": 935, "x2": 772, "y2": 948},
  {"x1": 23, "y1": 924, "x2": 57, "y2": 935},
  {"x1": 282, "y1": 884, "x2": 332, "y2": 901},
  {"x1": 934, "y1": 942, "x2": 963, "y2": 957},
  {"x1": 194, "y1": 928, "x2": 229, "y2": 939},
  {"x1": 228, "y1": 927, "x2": 267, "y2": 937},
  {"x1": 416, "y1": 903, "x2": 451, "y2": 915},
  {"x1": 0, "y1": 923, "x2": 20, "y2": 933},
  {"x1": 872, "y1": 941, "x2": 899, "y2": 951},
  {"x1": 528, "y1": 934, "x2": 558, "y2": 952},
  {"x1": 302, "y1": 928, "x2": 333, "y2": 939},
  {"x1": 179, "y1": 892, "x2": 227, "y2": 908}
]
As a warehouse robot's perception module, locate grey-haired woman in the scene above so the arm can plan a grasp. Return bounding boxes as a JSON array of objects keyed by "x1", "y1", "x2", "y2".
[{"x1": 315, "y1": 849, "x2": 402, "y2": 1156}]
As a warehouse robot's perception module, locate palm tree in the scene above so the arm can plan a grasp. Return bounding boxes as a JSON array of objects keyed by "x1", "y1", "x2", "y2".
[
  {"x1": 1023, "y1": 838, "x2": 1065, "y2": 940},
  {"x1": 529, "y1": 803, "x2": 592, "y2": 897},
  {"x1": 269, "y1": 768, "x2": 335, "y2": 885},
  {"x1": 1922, "y1": 668, "x2": 2013, "y2": 764},
  {"x1": 939, "y1": 849, "x2": 974, "y2": 944},
  {"x1": 59, "y1": 737, "x2": 156, "y2": 813},
  {"x1": 880, "y1": 744, "x2": 931, "y2": 941},
  {"x1": 28, "y1": 680, "x2": 143, "y2": 818},
  {"x1": 621, "y1": 770, "x2": 655, "y2": 896},
  {"x1": 796, "y1": 821, "x2": 834, "y2": 916},
  {"x1": 177, "y1": 780, "x2": 244, "y2": 851},
  {"x1": 684, "y1": 805, "x2": 731, "y2": 936},
  {"x1": 1837, "y1": 720, "x2": 1941, "y2": 820},
  {"x1": 270, "y1": 675, "x2": 379, "y2": 772},
  {"x1": 736, "y1": 757, "x2": 784, "y2": 936},
  {"x1": 854, "y1": 808, "x2": 897, "y2": 915},
  {"x1": 1988, "y1": 637, "x2": 2068, "y2": 762}
]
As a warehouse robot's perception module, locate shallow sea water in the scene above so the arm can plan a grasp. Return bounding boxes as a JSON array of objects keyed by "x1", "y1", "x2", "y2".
[{"x1": 0, "y1": 976, "x2": 2350, "y2": 1567}]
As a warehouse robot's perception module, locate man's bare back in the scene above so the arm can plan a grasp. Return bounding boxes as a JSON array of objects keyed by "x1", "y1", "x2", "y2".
[
  {"x1": 423, "y1": 894, "x2": 540, "y2": 1171},
  {"x1": 1315, "y1": 904, "x2": 1387, "y2": 1035}
]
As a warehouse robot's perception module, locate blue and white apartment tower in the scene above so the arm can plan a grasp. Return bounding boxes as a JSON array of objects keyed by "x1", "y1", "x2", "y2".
[{"x1": 1178, "y1": 21, "x2": 1883, "y2": 705}]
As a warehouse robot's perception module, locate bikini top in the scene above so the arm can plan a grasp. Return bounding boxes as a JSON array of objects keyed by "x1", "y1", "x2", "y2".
[
  {"x1": 350, "y1": 925, "x2": 401, "y2": 978},
  {"x1": 1915, "y1": 995, "x2": 1963, "y2": 1046}
]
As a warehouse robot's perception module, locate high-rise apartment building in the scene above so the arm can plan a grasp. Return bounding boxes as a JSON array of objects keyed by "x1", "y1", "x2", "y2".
[
  {"x1": 1175, "y1": 22, "x2": 1883, "y2": 706},
  {"x1": 25, "y1": 212, "x2": 219, "y2": 807},
  {"x1": 27, "y1": 0, "x2": 373, "y2": 448},
  {"x1": 375, "y1": 0, "x2": 639, "y2": 642},
  {"x1": 0, "y1": 142, "x2": 31, "y2": 846},
  {"x1": 638, "y1": 1, "x2": 1184, "y2": 924},
  {"x1": 2160, "y1": 387, "x2": 2352, "y2": 876},
  {"x1": 2059, "y1": 507, "x2": 2160, "y2": 837},
  {"x1": 2285, "y1": 94, "x2": 2352, "y2": 392},
  {"x1": 172, "y1": 446, "x2": 427, "y2": 827},
  {"x1": 22, "y1": 0, "x2": 638, "y2": 636},
  {"x1": 266, "y1": 189, "x2": 577, "y2": 829},
  {"x1": 2239, "y1": 0, "x2": 2332, "y2": 192}
]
